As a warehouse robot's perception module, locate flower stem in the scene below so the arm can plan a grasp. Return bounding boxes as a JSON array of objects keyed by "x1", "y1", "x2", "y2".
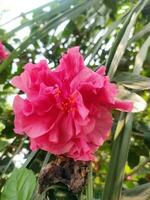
[{"x1": 87, "y1": 162, "x2": 93, "y2": 200}]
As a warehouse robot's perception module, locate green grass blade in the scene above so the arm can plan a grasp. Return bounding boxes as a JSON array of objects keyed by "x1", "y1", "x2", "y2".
[
  {"x1": 23, "y1": 150, "x2": 39, "y2": 168},
  {"x1": 42, "y1": 153, "x2": 51, "y2": 168},
  {"x1": 128, "y1": 22, "x2": 150, "y2": 45}
]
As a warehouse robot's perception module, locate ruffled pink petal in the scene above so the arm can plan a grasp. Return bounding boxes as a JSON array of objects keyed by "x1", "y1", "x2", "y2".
[
  {"x1": 86, "y1": 106, "x2": 112, "y2": 146},
  {"x1": 30, "y1": 134, "x2": 73, "y2": 155},
  {"x1": 71, "y1": 67, "x2": 105, "y2": 92},
  {"x1": 96, "y1": 66, "x2": 106, "y2": 75},
  {"x1": 13, "y1": 96, "x2": 57, "y2": 138},
  {"x1": 82, "y1": 117, "x2": 96, "y2": 134},
  {"x1": 98, "y1": 78, "x2": 118, "y2": 105},
  {"x1": 70, "y1": 67, "x2": 93, "y2": 91},
  {"x1": 75, "y1": 91, "x2": 89, "y2": 119},
  {"x1": 11, "y1": 60, "x2": 50, "y2": 95},
  {"x1": 11, "y1": 71, "x2": 31, "y2": 93},
  {"x1": 67, "y1": 138, "x2": 95, "y2": 161},
  {"x1": 56, "y1": 47, "x2": 85, "y2": 80},
  {"x1": 23, "y1": 99, "x2": 34, "y2": 116},
  {"x1": 30, "y1": 138, "x2": 39, "y2": 151},
  {"x1": 24, "y1": 60, "x2": 48, "y2": 71},
  {"x1": 49, "y1": 112, "x2": 75, "y2": 143}
]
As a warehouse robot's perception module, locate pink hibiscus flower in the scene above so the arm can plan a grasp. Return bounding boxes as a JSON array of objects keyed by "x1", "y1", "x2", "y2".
[
  {"x1": 11, "y1": 47, "x2": 133, "y2": 161},
  {"x1": 0, "y1": 42, "x2": 9, "y2": 62}
]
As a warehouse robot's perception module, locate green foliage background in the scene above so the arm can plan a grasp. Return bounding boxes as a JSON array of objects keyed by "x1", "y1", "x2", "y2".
[{"x1": 0, "y1": 0, "x2": 150, "y2": 199}]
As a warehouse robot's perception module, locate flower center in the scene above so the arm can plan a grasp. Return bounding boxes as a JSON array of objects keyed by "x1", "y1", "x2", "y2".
[
  {"x1": 60, "y1": 96, "x2": 75, "y2": 113},
  {"x1": 54, "y1": 85, "x2": 76, "y2": 113}
]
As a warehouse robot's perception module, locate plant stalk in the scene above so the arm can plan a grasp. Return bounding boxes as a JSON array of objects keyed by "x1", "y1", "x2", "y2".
[
  {"x1": 102, "y1": 113, "x2": 133, "y2": 200},
  {"x1": 87, "y1": 162, "x2": 93, "y2": 200}
]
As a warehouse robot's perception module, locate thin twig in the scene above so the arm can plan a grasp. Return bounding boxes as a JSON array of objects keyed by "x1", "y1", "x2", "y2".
[{"x1": 125, "y1": 157, "x2": 150, "y2": 178}]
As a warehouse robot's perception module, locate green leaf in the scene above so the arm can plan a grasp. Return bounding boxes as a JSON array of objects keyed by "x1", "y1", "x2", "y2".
[
  {"x1": 134, "y1": 34, "x2": 150, "y2": 75},
  {"x1": 1, "y1": 168, "x2": 36, "y2": 200},
  {"x1": 114, "y1": 72, "x2": 150, "y2": 90}
]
